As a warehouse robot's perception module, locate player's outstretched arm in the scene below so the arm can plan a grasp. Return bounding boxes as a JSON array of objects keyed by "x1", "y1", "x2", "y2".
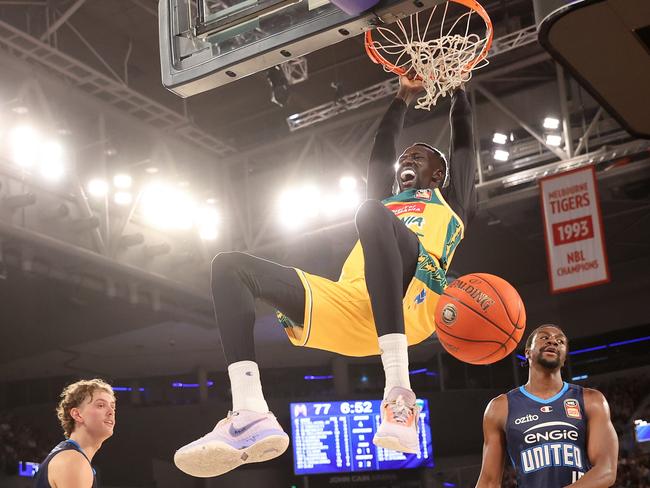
[
  {"x1": 445, "y1": 85, "x2": 477, "y2": 225},
  {"x1": 565, "y1": 389, "x2": 618, "y2": 488},
  {"x1": 475, "y1": 395, "x2": 507, "y2": 488},
  {"x1": 366, "y1": 75, "x2": 424, "y2": 201}
]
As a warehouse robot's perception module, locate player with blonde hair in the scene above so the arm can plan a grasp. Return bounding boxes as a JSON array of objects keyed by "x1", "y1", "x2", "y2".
[{"x1": 34, "y1": 379, "x2": 115, "y2": 488}]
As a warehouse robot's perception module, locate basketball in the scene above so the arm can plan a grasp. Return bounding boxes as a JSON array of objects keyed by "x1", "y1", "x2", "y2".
[{"x1": 434, "y1": 273, "x2": 526, "y2": 365}]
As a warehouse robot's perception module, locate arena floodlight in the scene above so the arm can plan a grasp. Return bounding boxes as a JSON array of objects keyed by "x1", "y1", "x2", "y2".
[
  {"x1": 87, "y1": 178, "x2": 109, "y2": 197},
  {"x1": 545, "y1": 134, "x2": 562, "y2": 147},
  {"x1": 9, "y1": 124, "x2": 40, "y2": 168},
  {"x1": 339, "y1": 176, "x2": 357, "y2": 191},
  {"x1": 543, "y1": 117, "x2": 560, "y2": 130},
  {"x1": 493, "y1": 149, "x2": 509, "y2": 162},
  {"x1": 141, "y1": 183, "x2": 194, "y2": 230},
  {"x1": 113, "y1": 173, "x2": 133, "y2": 189},
  {"x1": 39, "y1": 140, "x2": 66, "y2": 181},
  {"x1": 114, "y1": 191, "x2": 133, "y2": 206},
  {"x1": 277, "y1": 183, "x2": 321, "y2": 228},
  {"x1": 492, "y1": 132, "x2": 507, "y2": 145},
  {"x1": 194, "y1": 206, "x2": 220, "y2": 227},
  {"x1": 199, "y1": 225, "x2": 218, "y2": 240},
  {"x1": 145, "y1": 166, "x2": 159, "y2": 174}
]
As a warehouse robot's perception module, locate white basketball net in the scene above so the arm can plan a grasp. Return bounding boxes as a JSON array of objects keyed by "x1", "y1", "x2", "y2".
[{"x1": 369, "y1": 3, "x2": 491, "y2": 110}]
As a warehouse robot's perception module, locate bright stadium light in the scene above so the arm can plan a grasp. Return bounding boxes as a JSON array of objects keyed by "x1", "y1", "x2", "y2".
[
  {"x1": 493, "y1": 149, "x2": 510, "y2": 162},
  {"x1": 199, "y1": 225, "x2": 218, "y2": 240},
  {"x1": 194, "y1": 206, "x2": 220, "y2": 228},
  {"x1": 114, "y1": 191, "x2": 133, "y2": 206},
  {"x1": 87, "y1": 178, "x2": 108, "y2": 197},
  {"x1": 140, "y1": 183, "x2": 194, "y2": 230},
  {"x1": 145, "y1": 166, "x2": 159, "y2": 174},
  {"x1": 39, "y1": 140, "x2": 66, "y2": 181},
  {"x1": 277, "y1": 183, "x2": 321, "y2": 228},
  {"x1": 9, "y1": 125, "x2": 40, "y2": 168},
  {"x1": 339, "y1": 176, "x2": 357, "y2": 191},
  {"x1": 113, "y1": 173, "x2": 132, "y2": 189},
  {"x1": 197, "y1": 211, "x2": 219, "y2": 239},
  {"x1": 543, "y1": 117, "x2": 560, "y2": 130},
  {"x1": 545, "y1": 134, "x2": 563, "y2": 146},
  {"x1": 492, "y1": 132, "x2": 508, "y2": 145}
]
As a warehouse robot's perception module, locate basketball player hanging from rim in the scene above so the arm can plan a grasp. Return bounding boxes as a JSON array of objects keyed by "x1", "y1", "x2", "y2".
[{"x1": 173, "y1": 70, "x2": 477, "y2": 477}]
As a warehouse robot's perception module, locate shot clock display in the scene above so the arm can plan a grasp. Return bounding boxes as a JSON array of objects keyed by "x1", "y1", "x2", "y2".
[{"x1": 289, "y1": 399, "x2": 433, "y2": 475}]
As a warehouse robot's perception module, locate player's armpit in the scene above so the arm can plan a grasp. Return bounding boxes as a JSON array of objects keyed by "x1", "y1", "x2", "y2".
[
  {"x1": 564, "y1": 389, "x2": 618, "y2": 488},
  {"x1": 475, "y1": 395, "x2": 508, "y2": 488},
  {"x1": 48, "y1": 450, "x2": 94, "y2": 488}
]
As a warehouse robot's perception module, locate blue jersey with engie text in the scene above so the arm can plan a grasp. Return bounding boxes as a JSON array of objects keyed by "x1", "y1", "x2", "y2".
[{"x1": 506, "y1": 382, "x2": 590, "y2": 487}]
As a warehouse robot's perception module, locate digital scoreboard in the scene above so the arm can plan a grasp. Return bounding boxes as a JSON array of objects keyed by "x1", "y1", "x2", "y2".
[{"x1": 290, "y1": 399, "x2": 433, "y2": 475}]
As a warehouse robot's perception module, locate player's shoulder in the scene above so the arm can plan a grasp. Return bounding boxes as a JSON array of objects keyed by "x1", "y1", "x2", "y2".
[
  {"x1": 484, "y1": 394, "x2": 508, "y2": 418},
  {"x1": 482, "y1": 394, "x2": 508, "y2": 430},
  {"x1": 48, "y1": 448, "x2": 93, "y2": 484},
  {"x1": 581, "y1": 387, "x2": 609, "y2": 407}
]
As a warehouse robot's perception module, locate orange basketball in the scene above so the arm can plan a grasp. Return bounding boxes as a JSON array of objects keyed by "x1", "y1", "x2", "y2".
[{"x1": 434, "y1": 273, "x2": 526, "y2": 365}]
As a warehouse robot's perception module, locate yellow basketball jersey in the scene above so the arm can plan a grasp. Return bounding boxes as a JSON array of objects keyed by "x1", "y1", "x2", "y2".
[{"x1": 340, "y1": 188, "x2": 465, "y2": 283}]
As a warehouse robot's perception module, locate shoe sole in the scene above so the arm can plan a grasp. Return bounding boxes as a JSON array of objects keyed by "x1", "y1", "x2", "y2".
[
  {"x1": 372, "y1": 435, "x2": 418, "y2": 454},
  {"x1": 174, "y1": 434, "x2": 289, "y2": 478}
]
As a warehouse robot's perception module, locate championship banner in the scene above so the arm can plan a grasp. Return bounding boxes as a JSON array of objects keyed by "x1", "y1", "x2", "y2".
[{"x1": 539, "y1": 166, "x2": 610, "y2": 293}]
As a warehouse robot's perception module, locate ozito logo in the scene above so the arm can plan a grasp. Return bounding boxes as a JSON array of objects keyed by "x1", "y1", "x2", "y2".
[{"x1": 515, "y1": 414, "x2": 538, "y2": 425}]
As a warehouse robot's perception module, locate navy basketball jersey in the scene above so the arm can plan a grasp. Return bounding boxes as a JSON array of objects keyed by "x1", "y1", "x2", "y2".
[
  {"x1": 506, "y1": 382, "x2": 590, "y2": 487},
  {"x1": 34, "y1": 439, "x2": 97, "y2": 488}
]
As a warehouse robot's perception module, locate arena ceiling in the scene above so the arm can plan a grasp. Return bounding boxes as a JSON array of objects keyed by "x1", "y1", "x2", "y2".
[{"x1": 0, "y1": 0, "x2": 649, "y2": 383}]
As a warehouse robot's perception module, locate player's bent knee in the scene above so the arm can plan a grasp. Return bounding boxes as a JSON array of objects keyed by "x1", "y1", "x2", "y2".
[
  {"x1": 356, "y1": 199, "x2": 392, "y2": 233},
  {"x1": 211, "y1": 251, "x2": 246, "y2": 277}
]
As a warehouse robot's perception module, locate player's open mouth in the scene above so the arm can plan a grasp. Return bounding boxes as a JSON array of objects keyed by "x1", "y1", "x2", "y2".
[
  {"x1": 105, "y1": 420, "x2": 114, "y2": 426},
  {"x1": 400, "y1": 168, "x2": 416, "y2": 183},
  {"x1": 542, "y1": 348, "x2": 558, "y2": 355}
]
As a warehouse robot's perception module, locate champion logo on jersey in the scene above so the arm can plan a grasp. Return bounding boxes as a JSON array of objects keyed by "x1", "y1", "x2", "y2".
[
  {"x1": 540, "y1": 406, "x2": 553, "y2": 413},
  {"x1": 564, "y1": 399, "x2": 582, "y2": 419},
  {"x1": 415, "y1": 189, "x2": 432, "y2": 200}
]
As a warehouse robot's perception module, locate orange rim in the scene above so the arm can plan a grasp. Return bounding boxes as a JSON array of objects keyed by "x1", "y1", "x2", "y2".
[{"x1": 364, "y1": 0, "x2": 493, "y2": 76}]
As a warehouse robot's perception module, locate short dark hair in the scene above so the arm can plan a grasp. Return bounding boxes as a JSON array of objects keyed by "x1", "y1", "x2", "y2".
[{"x1": 524, "y1": 324, "x2": 568, "y2": 351}]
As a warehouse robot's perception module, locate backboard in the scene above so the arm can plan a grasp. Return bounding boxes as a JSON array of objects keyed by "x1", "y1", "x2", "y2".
[
  {"x1": 535, "y1": 0, "x2": 650, "y2": 138},
  {"x1": 159, "y1": 0, "x2": 446, "y2": 97}
]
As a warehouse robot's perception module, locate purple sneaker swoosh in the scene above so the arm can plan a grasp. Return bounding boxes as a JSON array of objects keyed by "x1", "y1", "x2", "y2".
[{"x1": 228, "y1": 418, "x2": 268, "y2": 437}]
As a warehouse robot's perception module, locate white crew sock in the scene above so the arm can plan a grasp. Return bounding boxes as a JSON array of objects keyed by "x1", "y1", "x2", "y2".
[
  {"x1": 228, "y1": 360, "x2": 269, "y2": 413},
  {"x1": 378, "y1": 333, "x2": 411, "y2": 399}
]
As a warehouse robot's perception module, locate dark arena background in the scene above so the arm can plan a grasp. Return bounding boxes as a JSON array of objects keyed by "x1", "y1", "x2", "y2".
[{"x1": 0, "y1": 0, "x2": 649, "y2": 487}]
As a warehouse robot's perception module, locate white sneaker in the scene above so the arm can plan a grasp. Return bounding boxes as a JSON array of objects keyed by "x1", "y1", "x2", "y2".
[
  {"x1": 372, "y1": 386, "x2": 420, "y2": 454},
  {"x1": 174, "y1": 410, "x2": 289, "y2": 477}
]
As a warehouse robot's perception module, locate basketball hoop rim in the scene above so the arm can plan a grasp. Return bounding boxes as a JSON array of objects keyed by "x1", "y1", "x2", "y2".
[{"x1": 364, "y1": 0, "x2": 494, "y2": 77}]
